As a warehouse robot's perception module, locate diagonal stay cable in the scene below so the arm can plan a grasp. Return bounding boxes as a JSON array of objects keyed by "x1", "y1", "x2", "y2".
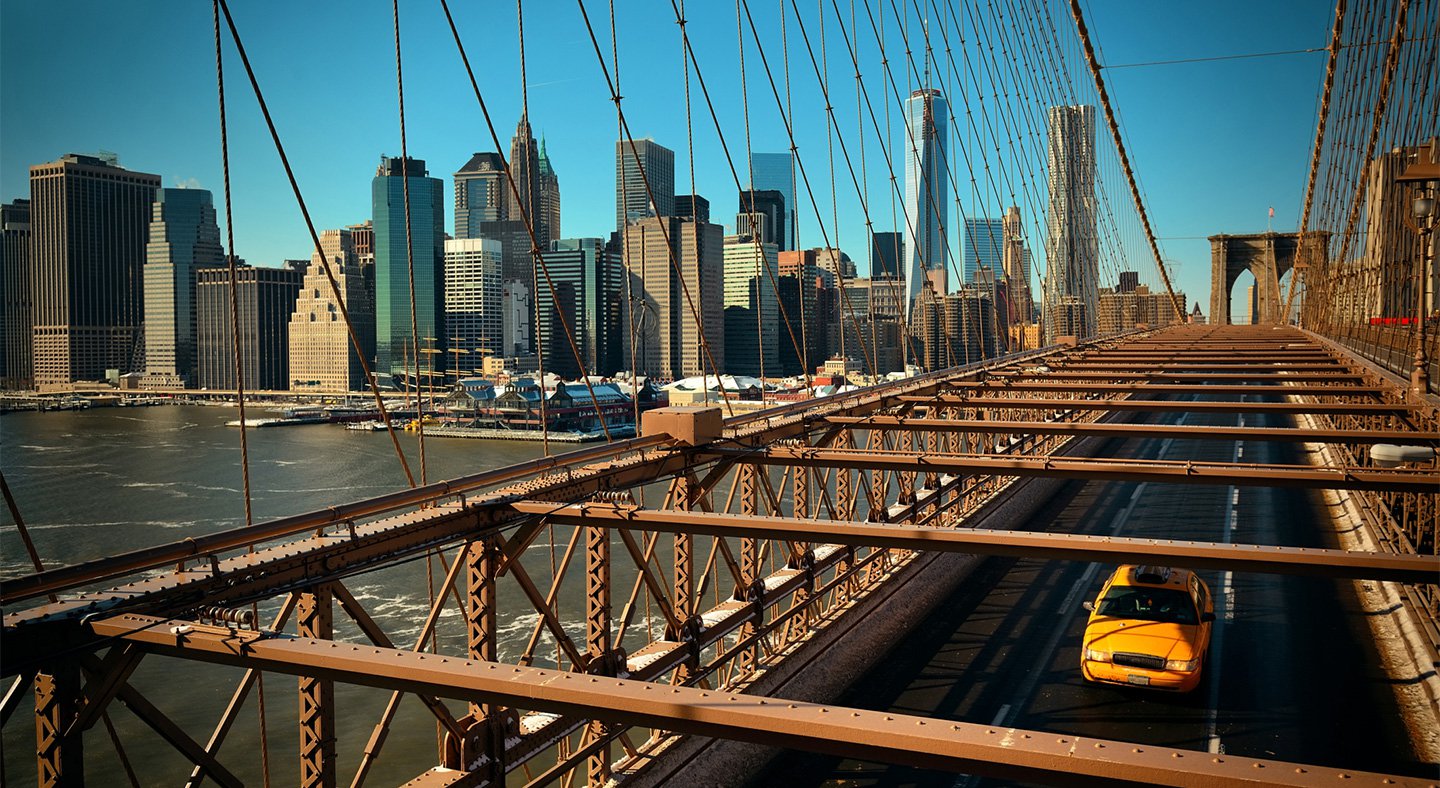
[
  {"x1": 572, "y1": 0, "x2": 736, "y2": 415},
  {"x1": 437, "y1": 0, "x2": 618, "y2": 441},
  {"x1": 216, "y1": 0, "x2": 416, "y2": 488}
]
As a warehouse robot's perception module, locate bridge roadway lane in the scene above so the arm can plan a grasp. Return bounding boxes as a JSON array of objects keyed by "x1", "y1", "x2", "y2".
[{"x1": 749, "y1": 393, "x2": 1425, "y2": 786}]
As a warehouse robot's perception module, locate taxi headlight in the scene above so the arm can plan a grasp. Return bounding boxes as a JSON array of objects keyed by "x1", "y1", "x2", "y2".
[
  {"x1": 1084, "y1": 648, "x2": 1111, "y2": 663},
  {"x1": 1164, "y1": 658, "x2": 1199, "y2": 671}
]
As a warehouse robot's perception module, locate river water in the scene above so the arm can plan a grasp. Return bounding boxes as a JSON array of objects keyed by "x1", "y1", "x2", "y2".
[{"x1": 2, "y1": 404, "x2": 568, "y2": 785}]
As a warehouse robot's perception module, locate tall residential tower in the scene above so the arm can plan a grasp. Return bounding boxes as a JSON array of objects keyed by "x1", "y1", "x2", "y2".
[{"x1": 1042, "y1": 105, "x2": 1098, "y2": 343}]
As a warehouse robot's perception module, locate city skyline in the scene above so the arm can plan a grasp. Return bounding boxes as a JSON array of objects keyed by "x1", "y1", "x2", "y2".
[{"x1": 1, "y1": 1, "x2": 1342, "y2": 316}]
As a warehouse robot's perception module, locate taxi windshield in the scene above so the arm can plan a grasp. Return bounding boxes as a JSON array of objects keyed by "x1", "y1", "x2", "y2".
[{"x1": 1096, "y1": 587, "x2": 1198, "y2": 625}]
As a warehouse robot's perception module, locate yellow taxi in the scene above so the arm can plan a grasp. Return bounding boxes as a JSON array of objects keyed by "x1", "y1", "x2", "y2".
[{"x1": 1080, "y1": 565, "x2": 1214, "y2": 692}]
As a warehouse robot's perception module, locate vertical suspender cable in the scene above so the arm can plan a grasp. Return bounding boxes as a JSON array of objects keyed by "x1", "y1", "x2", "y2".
[
  {"x1": 211, "y1": 3, "x2": 270, "y2": 782},
  {"x1": 393, "y1": 0, "x2": 429, "y2": 484}
]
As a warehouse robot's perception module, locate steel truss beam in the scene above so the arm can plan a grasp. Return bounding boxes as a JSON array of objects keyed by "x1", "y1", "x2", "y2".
[
  {"x1": 896, "y1": 397, "x2": 1415, "y2": 415},
  {"x1": 946, "y1": 382, "x2": 1386, "y2": 396},
  {"x1": 708, "y1": 447, "x2": 1440, "y2": 494},
  {"x1": 1042, "y1": 365, "x2": 1342, "y2": 374},
  {"x1": 506, "y1": 501, "x2": 1438, "y2": 585},
  {"x1": 989, "y1": 372, "x2": 1367, "y2": 382},
  {"x1": 86, "y1": 615, "x2": 1428, "y2": 788},
  {"x1": 819, "y1": 416, "x2": 1440, "y2": 445}
]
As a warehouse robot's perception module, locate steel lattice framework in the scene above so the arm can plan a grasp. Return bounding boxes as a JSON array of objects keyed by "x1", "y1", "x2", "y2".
[{"x1": 3, "y1": 325, "x2": 1437, "y2": 787}]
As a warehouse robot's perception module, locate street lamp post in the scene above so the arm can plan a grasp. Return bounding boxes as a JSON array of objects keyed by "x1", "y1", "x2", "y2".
[
  {"x1": 1412, "y1": 188, "x2": 1434, "y2": 397},
  {"x1": 1397, "y1": 146, "x2": 1438, "y2": 400}
]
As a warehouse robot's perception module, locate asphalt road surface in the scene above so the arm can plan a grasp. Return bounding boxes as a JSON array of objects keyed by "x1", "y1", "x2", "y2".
[{"x1": 749, "y1": 392, "x2": 1429, "y2": 786}]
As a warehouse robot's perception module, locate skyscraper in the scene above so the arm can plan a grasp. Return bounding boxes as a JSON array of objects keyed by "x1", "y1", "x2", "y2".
[
  {"x1": 538, "y1": 137, "x2": 561, "y2": 248},
  {"x1": 1042, "y1": 105, "x2": 1098, "y2": 343},
  {"x1": 902, "y1": 87, "x2": 950, "y2": 318},
  {"x1": 960, "y1": 217, "x2": 1004, "y2": 284},
  {"x1": 196, "y1": 263, "x2": 302, "y2": 391},
  {"x1": 1, "y1": 199, "x2": 32, "y2": 389},
  {"x1": 869, "y1": 231, "x2": 906, "y2": 324},
  {"x1": 870, "y1": 231, "x2": 904, "y2": 281},
  {"x1": 616, "y1": 139, "x2": 675, "y2": 231},
  {"x1": 723, "y1": 233, "x2": 780, "y2": 377},
  {"x1": 621, "y1": 216, "x2": 724, "y2": 379},
  {"x1": 509, "y1": 113, "x2": 555, "y2": 251},
  {"x1": 736, "y1": 189, "x2": 785, "y2": 247},
  {"x1": 29, "y1": 154, "x2": 160, "y2": 388},
  {"x1": 537, "y1": 238, "x2": 622, "y2": 379},
  {"x1": 674, "y1": 194, "x2": 710, "y2": 225},
  {"x1": 444, "y1": 238, "x2": 503, "y2": 378},
  {"x1": 288, "y1": 228, "x2": 374, "y2": 391},
  {"x1": 142, "y1": 188, "x2": 224, "y2": 388},
  {"x1": 748, "y1": 152, "x2": 796, "y2": 251},
  {"x1": 454, "y1": 152, "x2": 508, "y2": 239},
  {"x1": 814, "y1": 247, "x2": 857, "y2": 280},
  {"x1": 777, "y1": 249, "x2": 824, "y2": 374},
  {"x1": 372, "y1": 155, "x2": 445, "y2": 380},
  {"x1": 1001, "y1": 206, "x2": 1033, "y2": 324}
]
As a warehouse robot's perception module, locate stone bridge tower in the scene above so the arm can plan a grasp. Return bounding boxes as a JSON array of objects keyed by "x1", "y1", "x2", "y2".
[{"x1": 1208, "y1": 232, "x2": 1328, "y2": 325}]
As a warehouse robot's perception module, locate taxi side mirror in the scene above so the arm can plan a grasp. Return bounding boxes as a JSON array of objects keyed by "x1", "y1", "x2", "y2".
[
  {"x1": 1201, "y1": 612, "x2": 1216, "y2": 622},
  {"x1": 1081, "y1": 601, "x2": 1094, "y2": 612}
]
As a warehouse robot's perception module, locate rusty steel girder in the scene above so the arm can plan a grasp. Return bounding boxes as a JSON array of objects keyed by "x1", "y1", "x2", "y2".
[
  {"x1": 85, "y1": 614, "x2": 1432, "y2": 788},
  {"x1": 710, "y1": 446, "x2": 1440, "y2": 494},
  {"x1": 819, "y1": 416, "x2": 1440, "y2": 445},
  {"x1": 946, "y1": 381, "x2": 1388, "y2": 396},
  {"x1": 506, "y1": 501, "x2": 1439, "y2": 584},
  {"x1": 896, "y1": 396, "x2": 1416, "y2": 415},
  {"x1": 5, "y1": 324, "x2": 1437, "y2": 788}
]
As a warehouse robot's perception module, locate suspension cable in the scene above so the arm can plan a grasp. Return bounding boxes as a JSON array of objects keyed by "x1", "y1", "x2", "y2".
[
  {"x1": 215, "y1": 0, "x2": 416, "y2": 488},
  {"x1": 393, "y1": 0, "x2": 429, "y2": 483}
]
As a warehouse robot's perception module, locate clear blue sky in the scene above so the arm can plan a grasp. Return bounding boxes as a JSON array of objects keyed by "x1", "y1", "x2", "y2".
[{"x1": 1, "y1": 0, "x2": 1332, "y2": 314}]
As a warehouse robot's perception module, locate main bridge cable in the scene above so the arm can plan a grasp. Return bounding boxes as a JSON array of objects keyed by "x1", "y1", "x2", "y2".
[
  {"x1": 215, "y1": 0, "x2": 417, "y2": 488},
  {"x1": 568, "y1": 1, "x2": 736, "y2": 417},
  {"x1": 1065, "y1": 0, "x2": 1184, "y2": 321},
  {"x1": 436, "y1": 0, "x2": 617, "y2": 442}
]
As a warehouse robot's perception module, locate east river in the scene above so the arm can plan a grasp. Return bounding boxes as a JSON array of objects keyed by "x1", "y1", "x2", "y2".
[{"x1": 2, "y1": 404, "x2": 564, "y2": 785}]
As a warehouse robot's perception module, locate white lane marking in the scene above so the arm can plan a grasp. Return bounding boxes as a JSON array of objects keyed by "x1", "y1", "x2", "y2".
[
  {"x1": 989, "y1": 704, "x2": 1012, "y2": 726},
  {"x1": 1206, "y1": 407, "x2": 1243, "y2": 754}
]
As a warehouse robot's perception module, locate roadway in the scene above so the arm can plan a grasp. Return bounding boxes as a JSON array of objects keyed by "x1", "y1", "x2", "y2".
[{"x1": 749, "y1": 391, "x2": 1428, "y2": 786}]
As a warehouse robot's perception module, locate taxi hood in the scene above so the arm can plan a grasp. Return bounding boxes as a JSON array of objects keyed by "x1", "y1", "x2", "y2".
[{"x1": 1084, "y1": 617, "x2": 1200, "y2": 660}]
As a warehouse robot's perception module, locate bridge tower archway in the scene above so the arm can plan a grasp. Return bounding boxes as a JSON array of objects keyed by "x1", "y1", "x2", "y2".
[{"x1": 1208, "y1": 232, "x2": 1326, "y2": 325}]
